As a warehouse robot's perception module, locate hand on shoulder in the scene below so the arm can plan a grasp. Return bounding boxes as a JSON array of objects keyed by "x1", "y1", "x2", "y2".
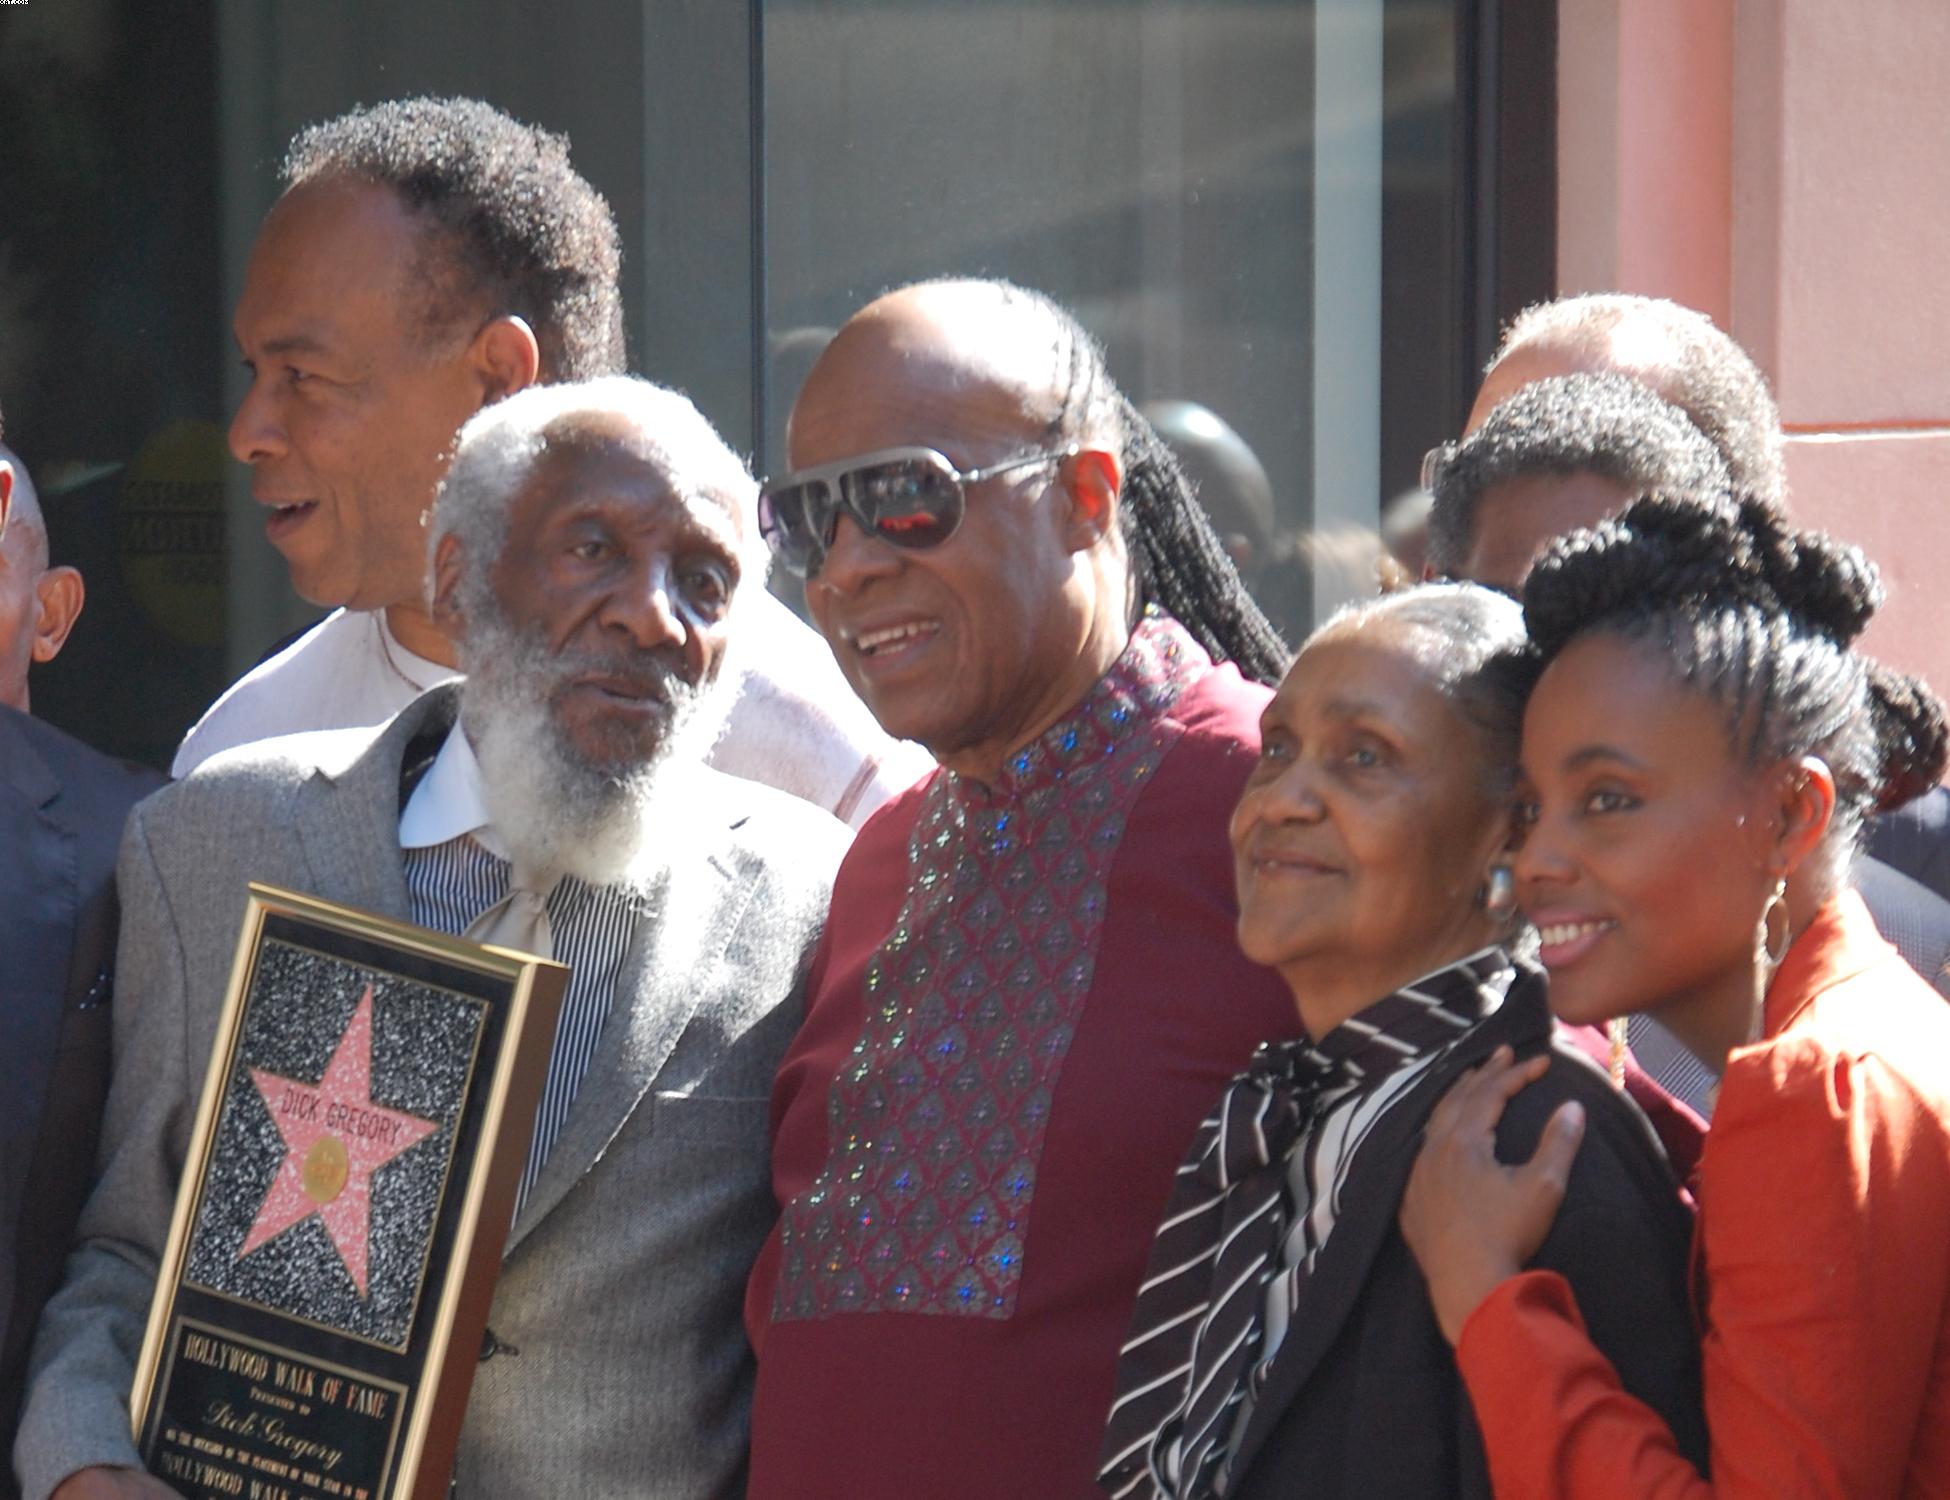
[{"x1": 1398, "y1": 1044, "x2": 1587, "y2": 1344}]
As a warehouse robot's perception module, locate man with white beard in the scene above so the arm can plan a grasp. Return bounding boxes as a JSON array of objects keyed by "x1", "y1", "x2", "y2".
[{"x1": 15, "y1": 377, "x2": 850, "y2": 1500}]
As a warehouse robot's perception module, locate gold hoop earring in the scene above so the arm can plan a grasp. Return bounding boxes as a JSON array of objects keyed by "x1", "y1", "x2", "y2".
[
  {"x1": 1758, "y1": 876, "x2": 1791, "y2": 969},
  {"x1": 1483, "y1": 863, "x2": 1517, "y2": 920}
]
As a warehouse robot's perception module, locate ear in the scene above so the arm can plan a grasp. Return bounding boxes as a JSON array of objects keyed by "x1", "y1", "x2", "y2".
[
  {"x1": 30, "y1": 566, "x2": 84, "y2": 665},
  {"x1": 430, "y1": 533, "x2": 468, "y2": 635},
  {"x1": 1767, "y1": 754, "x2": 1836, "y2": 876},
  {"x1": 470, "y1": 315, "x2": 542, "y2": 405},
  {"x1": 1061, "y1": 446, "x2": 1122, "y2": 552},
  {"x1": 1477, "y1": 796, "x2": 1524, "y2": 872}
]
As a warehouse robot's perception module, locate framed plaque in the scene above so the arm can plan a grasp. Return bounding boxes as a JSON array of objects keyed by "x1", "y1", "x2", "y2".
[{"x1": 130, "y1": 883, "x2": 568, "y2": 1500}]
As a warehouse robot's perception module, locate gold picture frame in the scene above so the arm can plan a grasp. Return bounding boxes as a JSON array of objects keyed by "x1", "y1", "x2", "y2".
[{"x1": 130, "y1": 883, "x2": 568, "y2": 1500}]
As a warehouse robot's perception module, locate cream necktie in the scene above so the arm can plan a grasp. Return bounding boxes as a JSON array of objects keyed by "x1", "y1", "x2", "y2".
[{"x1": 463, "y1": 857, "x2": 557, "y2": 960}]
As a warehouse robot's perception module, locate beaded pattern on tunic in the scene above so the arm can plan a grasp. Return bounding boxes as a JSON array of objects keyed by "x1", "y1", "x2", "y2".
[{"x1": 773, "y1": 614, "x2": 1209, "y2": 1322}]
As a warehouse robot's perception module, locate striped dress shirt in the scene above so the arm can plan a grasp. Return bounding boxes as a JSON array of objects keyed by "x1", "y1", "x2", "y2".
[{"x1": 399, "y1": 728, "x2": 644, "y2": 1213}]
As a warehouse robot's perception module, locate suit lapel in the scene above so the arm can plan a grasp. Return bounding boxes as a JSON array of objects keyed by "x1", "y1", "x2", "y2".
[
  {"x1": 290, "y1": 687, "x2": 460, "y2": 923},
  {"x1": 505, "y1": 781, "x2": 756, "y2": 1254},
  {"x1": 0, "y1": 716, "x2": 78, "y2": 1309},
  {"x1": 1225, "y1": 990, "x2": 1547, "y2": 1486}
]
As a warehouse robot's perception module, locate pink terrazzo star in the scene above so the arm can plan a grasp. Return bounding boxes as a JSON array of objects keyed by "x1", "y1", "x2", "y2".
[{"x1": 239, "y1": 985, "x2": 438, "y2": 1298}]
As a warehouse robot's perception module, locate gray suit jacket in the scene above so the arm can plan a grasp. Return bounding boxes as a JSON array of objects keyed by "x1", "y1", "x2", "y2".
[{"x1": 12, "y1": 685, "x2": 849, "y2": 1500}]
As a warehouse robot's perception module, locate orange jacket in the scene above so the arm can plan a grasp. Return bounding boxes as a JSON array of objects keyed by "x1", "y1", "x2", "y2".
[{"x1": 1455, "y1": 889, "x2": 1950, "y2": 1499}]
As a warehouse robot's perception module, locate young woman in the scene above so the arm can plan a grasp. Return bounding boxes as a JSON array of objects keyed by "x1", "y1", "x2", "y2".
[
  {"x1": 1099, "y1": 584, "x2": 1705, "y2": 1500},
  {"x1": 1401, "y1": 496, "x2": 1950, "y2": 1497}
]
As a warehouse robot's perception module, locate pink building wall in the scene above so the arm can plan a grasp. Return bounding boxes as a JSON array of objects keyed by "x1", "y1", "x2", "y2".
[{"x1": 1556, "y1": 0, "x2": 1950, "y2": 697}]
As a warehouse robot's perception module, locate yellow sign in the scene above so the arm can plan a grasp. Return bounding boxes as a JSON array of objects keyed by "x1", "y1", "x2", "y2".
[{"x1": 117, "y1": 419, "x2": 226, "y2": 647}]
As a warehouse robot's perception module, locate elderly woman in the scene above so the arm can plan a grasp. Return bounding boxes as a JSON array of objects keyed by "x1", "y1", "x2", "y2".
[{"x1": 1096, "y1": 583, "x2": 1706, "y2": 1500}]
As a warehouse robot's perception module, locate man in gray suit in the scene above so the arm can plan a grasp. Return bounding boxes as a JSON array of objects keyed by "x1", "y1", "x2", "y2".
[{"x1": 16, "y1": 377, "x2": 849, "y2": 1500}]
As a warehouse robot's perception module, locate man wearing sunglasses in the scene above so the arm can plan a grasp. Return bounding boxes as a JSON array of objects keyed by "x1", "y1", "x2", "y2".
[{"x1": 741, "y1": 278, "x2": 1298, "y2": 1500}]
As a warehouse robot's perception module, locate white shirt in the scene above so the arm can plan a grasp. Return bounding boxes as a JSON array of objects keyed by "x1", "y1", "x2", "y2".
[
  {"x1": 398, "y1": 709, "x2": 499, "y2": 853},
  {"x1": 174, "y1": 587, "x2": 932, "y2": 828}
]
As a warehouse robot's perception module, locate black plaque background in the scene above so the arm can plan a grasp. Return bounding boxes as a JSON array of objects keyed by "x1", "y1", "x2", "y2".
[
  {"x1": 148, "y1": 1320, "x2": 402, "y2": 1500},
  {"x1": 185, "y1": 938, "x2": 483, "y2": 1349},
  {"x1": 139, "y1": 911, "x2": 522, "y2": 1500}
]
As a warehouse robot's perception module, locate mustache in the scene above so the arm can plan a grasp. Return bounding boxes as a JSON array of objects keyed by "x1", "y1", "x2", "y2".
[
  {"x1": 493, "y1": 637, "x2": 699, "y2": 709},
  {"x1": 550, "y1": 653, "x2": 692, "y2": 705}
]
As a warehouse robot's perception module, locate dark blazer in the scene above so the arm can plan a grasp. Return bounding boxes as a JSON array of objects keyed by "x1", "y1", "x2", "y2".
[
  {"x1": 0, "y1": 707, "x2": 162, "y2": 1491},
  {"x1": 1856, "y1": 850, "x2": 1950, "y2": 996},
  {"x1": 1223, "y1": 977, "x2": 1708, "y2": 1500},
  {"x1": 1870, "y1": 785, "x2": 1950, "y2": 906}
]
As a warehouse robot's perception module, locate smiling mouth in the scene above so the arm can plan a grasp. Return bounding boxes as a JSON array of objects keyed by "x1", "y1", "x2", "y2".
[
  {"x1": 1249, "y1": 852, "x2": 1340, "y2": 878},
  {"x1": 1535, "y1": 918, "x2": 1617, "y2": 965},
  {"x1": 850, "y1": 620, "x2": 941, "y2": 658}
]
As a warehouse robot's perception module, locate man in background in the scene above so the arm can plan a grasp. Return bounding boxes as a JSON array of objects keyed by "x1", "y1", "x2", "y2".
[
  {"x1": 1453, "y1": 290, "x2": 1950, "y2": 903},
  {"x1": 0, "y1": 440, "x2": 83, "y2": 715},
  {"x1": 0, "y1": 405, "x2": 162, "y2": 1497},
  {"x1": 178, "y1": 95, "x2": 925, "y2": 826},
  {"x1": 1427, "y1": 371, "x2": 1730, "y2": 592},
  {"x1": 1460, "y1": 291, "x2": 1785, "y2": 503}
]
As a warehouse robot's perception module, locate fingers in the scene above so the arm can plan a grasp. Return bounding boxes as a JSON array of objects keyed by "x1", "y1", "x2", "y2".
[
  {"x1": 1519, "y1": 1099, "x2": 1586, "y2": 1202},
  {"x1": 1482, "y1": 1050, "x2": 1552, "y2": 1104},
  {"x1": 1425, "y1": 1045, "x2": 1550, "y2": 1140}
]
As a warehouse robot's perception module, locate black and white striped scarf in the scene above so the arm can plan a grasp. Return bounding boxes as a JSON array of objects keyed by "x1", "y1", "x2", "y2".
[{"x1": 1097, "y1": 947, "x2": 1516, "y2": 1499}]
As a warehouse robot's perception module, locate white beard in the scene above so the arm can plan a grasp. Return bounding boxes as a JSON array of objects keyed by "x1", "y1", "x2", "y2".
[{"x1": 458, "y1": 610, "x2": 734, "y2": 892}]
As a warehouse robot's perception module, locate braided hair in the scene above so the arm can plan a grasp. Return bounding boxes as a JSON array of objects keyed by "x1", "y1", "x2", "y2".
[
  {"x1": 1523, "y1": 493, "x2": 1948, "y2": 892},
  {"x1": 935, "y1": 280, "x2": 1291, "y2": 685}
]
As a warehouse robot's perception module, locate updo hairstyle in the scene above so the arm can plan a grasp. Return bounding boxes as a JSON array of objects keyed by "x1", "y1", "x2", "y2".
[{"x1": 1522, "y1": 494, "x2": 1949, "y2": 892}]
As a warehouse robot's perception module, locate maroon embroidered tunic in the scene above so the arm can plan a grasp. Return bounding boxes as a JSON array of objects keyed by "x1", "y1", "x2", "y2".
[{"x1": 745, "y1": 616, "x2": 1303, "y2": 1499}]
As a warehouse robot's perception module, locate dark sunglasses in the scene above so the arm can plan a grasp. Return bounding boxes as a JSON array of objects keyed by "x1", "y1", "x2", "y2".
[{"x1": 757, "y1": 445, "x2": 1077, "y2": 578}]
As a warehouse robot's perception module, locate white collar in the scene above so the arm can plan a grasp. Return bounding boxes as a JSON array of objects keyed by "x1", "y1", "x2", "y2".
[
  {"x1": 373, "y1": 609, "x2": 462, "y2": 693},
  {"x1": 399, "y1": 722, "x2": 508, "y2": 858}
]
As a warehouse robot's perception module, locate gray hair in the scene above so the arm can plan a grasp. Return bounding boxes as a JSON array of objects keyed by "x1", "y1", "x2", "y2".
[
  {"x1": 1315, "y1": 581, "x2": 1537, "y2": 798},
  {"x1": 1494, "y1": 293, "x2": 1785, "y2": 505},
  {"x1": 1428, "y1": 373, "x2": 1730, "y2": 576},
  {"x1": 430, "y1": 374, "x2": 764, "y2": 623}
]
